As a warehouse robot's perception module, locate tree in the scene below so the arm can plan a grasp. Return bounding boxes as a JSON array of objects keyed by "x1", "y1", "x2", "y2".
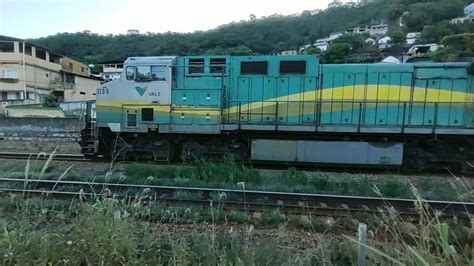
[
  {"x1": 30, "y1": 0, "x2": 472, "y2": 64},
  {"x1": 390, "y1": 30, "x2": 405, "y2": 45},
  {"x1": 305, "y1": 45, "x2": 322, "y2": 55},
  {"x1": 43, "y1": 94, "x2": 59, "y2": 108},
  {"x1": 321, "y1": 43, "x2": 352, "y2": 63},
  {"x1": 433, "y1": 33, "x2": 474, "y2": 62}
]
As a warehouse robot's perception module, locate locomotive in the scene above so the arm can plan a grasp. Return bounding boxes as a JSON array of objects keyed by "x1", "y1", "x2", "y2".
[{"x1": 81, "y1": 55, "x2": 474, "y2": 171}]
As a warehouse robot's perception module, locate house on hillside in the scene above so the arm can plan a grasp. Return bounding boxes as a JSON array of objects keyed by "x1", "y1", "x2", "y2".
[
  {"x1": 0, "y1": 35, "x2": 102, "y2": 106},
  {"x1": 314, "y1": 39, "x2": 329, "y2": 51},
  {"x1": 378, "y1": 36, "x2": 391, "y2": 49},
  {"x1": 100, "y1": 61, "x2": 123, "y2": 82},
  {"x1": 346, "y1": 26, "x2": 368, "y2": 34},
  {"x1": 369, "y1": 24, "x2": 388, "y2": 36},
  {"x1": 406, "y1": 32, "x2": 420, "y2": 45},
  {"x1": 280, "y1": 50, "x2": 298, "y2": 56},
  {"x1": 365, "y1": 38, "x2": 376, "y2": 45}
]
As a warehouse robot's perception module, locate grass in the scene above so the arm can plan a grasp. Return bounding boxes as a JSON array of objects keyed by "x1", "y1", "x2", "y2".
[
  {"x1": 1, "y1": 189, "x2": 473, "y2": 265},
  {"x1": 0, "y1": 155, "x2": 473, "y2": 202}
]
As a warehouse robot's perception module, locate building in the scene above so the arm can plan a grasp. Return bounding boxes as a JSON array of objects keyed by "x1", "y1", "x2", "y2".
[
  {"x1": 365, "y1": 37, "x2": 376, "y2": 45},
  {"x1": 100, "y1": 60, "x2": 123, "y2": 82},
  {"x1": 465, "y1": 3, "x2": 474, "y2": 17},
  {"x1": 314, "y1": 39, "x2": 329, "y2": 51},
  {"x1": 378, "y1": 36, "x2": 392, "y2": 49},
  {"x1": 346, "y1": 26, "x2": 368, "y2": 35},
  {"x1": 369, "y1": 24, "x2": 388, "y2": 36},
  {"x1": 406, "y1": 32, "x2": 420, "y2": 45},
  {"x1": 279, "y1": 50, "x2": 298, "y2": 56},
  {"x1": 328, "y1": 32, "x2": 343, "y2": 41},
  {"x1": 0, "y1": 35, "x2": 102, "y2": 106}
]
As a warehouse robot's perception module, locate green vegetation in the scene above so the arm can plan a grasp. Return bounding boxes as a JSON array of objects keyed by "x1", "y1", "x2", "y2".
[
  {"x1": 31, "y1": 0, "x2": 472, "y2": 67},
  {"x1": 42, "y1": 94, "x2": 59, "y2": 108},
  {"x1": 0, "y1": 157, "x2": 473, "y2": 202},
  {"x1": 1, "y1": 188, "x2": 473, "y2": 265},
  {"x1": 432, "y1": 33, "x2": 474, "y2": 62}
]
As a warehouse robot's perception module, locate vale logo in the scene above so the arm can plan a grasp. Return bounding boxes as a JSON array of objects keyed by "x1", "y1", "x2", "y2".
[{"x1": 134, "y1": 85, "x2": 148, "y2": 96}]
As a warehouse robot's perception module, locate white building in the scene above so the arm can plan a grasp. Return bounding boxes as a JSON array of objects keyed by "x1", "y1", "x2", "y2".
[
  {"x1": 328, "y1": 32, "x2": 343, "y2": 41},
  {"x1": 280, "y1": 50, "x2": 298, "y2": 56},
  {"x1": 406, "y1": 32, "x2": 420, "y2": 45},
  {"x1": 365, "y1": 38, "x2": 376, "y2": 45},
  {"x1": 369, "y1": 24, "x2": 388, "y2": 36},
  {"x1": 314, "y1": 39, "x2": 329, "y2": 51},
  {"x1": 346, "y1": 26, "x2": 368, "y2": 34},
  {"x1": 378, "y1": 36, "x2": 391, "y2": 49},
  {"x1": 406, "y1": 44, "x2": 441, "y2": 57},
  {"x1": 100, "y1": 61, "x2": 123, "y2": 82},
  {"x1": 465, "y1": 3, "x2": 474, "y2": 17}
]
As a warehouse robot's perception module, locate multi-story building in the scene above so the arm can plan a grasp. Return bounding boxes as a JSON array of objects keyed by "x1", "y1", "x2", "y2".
[
  {"x1": 100, "y1": 60, "x2": 123, "y2": 82},
  {"x1": 0, "y1": 35, "x2": 102, "y2": 106}
]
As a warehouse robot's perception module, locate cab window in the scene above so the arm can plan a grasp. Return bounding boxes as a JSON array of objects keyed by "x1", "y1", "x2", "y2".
[
  {"x1": 151, "y1": 65, "x2": 167, "y2": 81},
  {"x1": 136, "y1": 66, "x2": 151, "y2": 82},
  {"x1": 126, "y1": 66, "x2": 135, "y2": 80}
]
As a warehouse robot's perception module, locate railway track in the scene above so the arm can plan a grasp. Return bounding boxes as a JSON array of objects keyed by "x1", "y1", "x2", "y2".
[
  {"x1": 0, "y1": 177, "x2": 472, "y2": 222},
  {"x1": 0, "y1": 152, "x2": 86, "y2": 161}
]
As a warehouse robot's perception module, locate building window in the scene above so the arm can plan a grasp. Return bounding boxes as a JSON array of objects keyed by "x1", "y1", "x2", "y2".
[
  {"x1": 3, "y1": 70, "x2": 17, "y2": 79},
  {"x1": 210, "y1": 58, "x2": 226, "y2": 73},
  {"x1": 151, "y1": 65, "x2": 167, "y2": 81},
  {"x1": 81, "y1": 67, "x2": 85, "y2": 73},
  {"x1": 279, "y1": 61, "x2": 307, "y2": 74},
  {"x1": 189, "y1": 58, "x2": 204, "y2": 74},
  {"x1": 241, "y1": 61, "x2": 268, "y2": 75},
  {"x1": 15, "y1": 92, "x2": 21, "y2": 100},
  {"x1": 0, "y1": 42, "x2": 14, "y2": 53},
  {"x1": 126, "y1": 66, "x2": 135, "y2": 80},
  {"x1": 80, "y1": 92, "x2": 86, "y2": 95},
  {"x1": 36, "y1": 49, "x2": 47, "y2": 60},
  {"x1": 1, "y1": 92, "x2": 7, "y2": 100},
  {"x1": 65, "y1": 73, "x2": 75, "y2": 84},
  {"x1": 26, "y1": 92, "x2": 35, "y2": 100}
]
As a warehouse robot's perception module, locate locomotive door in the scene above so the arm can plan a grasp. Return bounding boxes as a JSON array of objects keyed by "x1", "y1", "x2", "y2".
[{"x1": 122, "y1": 64, "x2": 172, "y2": 130}]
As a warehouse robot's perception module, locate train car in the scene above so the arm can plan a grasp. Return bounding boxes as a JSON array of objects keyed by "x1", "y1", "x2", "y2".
[{"x1": 81, "y1": 55, "x2": 474, "y2": 171}]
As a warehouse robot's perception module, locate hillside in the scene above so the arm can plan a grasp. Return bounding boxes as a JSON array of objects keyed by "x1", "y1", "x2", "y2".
[{"x1": 32, "y1": 0, "x2": 472, "y2": 69}]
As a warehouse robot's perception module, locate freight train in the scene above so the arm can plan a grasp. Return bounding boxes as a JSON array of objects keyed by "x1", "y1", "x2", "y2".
[{"x1": 81, "y1": 55, "x2": 474, "y2": 171}]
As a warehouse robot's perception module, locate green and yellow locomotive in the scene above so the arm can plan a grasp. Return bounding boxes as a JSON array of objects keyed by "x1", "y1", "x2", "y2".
[{"x1": 81, "y1": 55, "x2": 474, "y2": 171}]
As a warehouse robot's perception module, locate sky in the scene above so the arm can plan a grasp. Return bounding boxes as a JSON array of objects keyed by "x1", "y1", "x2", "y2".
[{"x1": 0, "y1": 0, "x2": 339, "y2": 39}]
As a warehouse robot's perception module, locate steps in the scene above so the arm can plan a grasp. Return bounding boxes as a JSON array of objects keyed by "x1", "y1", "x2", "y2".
[{"x1": 80, "y1": 123, "x2": 96, "y2": 157}]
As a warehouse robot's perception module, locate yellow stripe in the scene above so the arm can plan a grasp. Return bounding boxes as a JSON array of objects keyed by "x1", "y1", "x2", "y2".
[{"x1": 96, "y1": 86, "x2": 472, "y2": 118}]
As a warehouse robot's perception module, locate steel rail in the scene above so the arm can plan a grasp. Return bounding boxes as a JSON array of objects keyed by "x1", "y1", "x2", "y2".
[
  {"x1": 1, "y1": 177, "x2": 472, "y2": 220},
  {"x1": 0, "y1": 152, "x2": 86, "y2": 161}
]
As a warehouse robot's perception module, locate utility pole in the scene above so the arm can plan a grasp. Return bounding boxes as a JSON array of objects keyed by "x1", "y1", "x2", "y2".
[{"x1": 22, "y1": 41, "x2": 26, "y2": 102}]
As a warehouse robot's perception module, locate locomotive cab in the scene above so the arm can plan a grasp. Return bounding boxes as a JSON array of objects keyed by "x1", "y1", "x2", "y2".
[{"x1": 96, "y1": 56, "x2": 176, "y2": 134}]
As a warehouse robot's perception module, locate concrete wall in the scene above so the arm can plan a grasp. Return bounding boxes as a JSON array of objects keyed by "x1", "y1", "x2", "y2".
[{"x1": 0, "y1": 117, "x2": 83, "y2": 142}]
